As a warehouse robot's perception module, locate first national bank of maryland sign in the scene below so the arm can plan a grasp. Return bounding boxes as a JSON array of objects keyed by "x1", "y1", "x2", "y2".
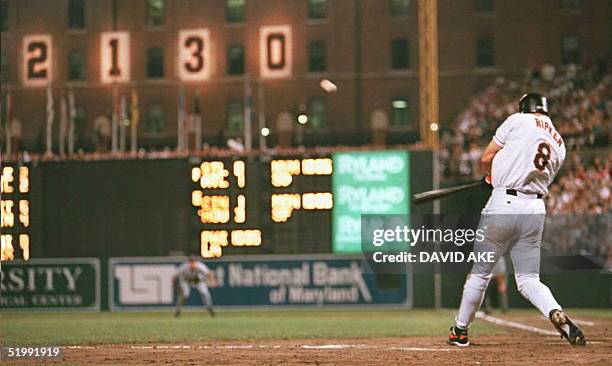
[
  {"x1": 0, "y1": 258, "x2": 100, "y2": 310},
  {"x1": 109, "y1": 256, "x2": 407, "y2": 310}
]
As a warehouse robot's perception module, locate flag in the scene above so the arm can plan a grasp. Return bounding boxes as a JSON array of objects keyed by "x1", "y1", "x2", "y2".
[
  {"x1": 3, "y1": 91, "x2": 12, "y2": 155},
  {"x1": 111, "y1": 86, "x2": 120, "y2": 153},
  {"x1": 68, "y1": 88, "x2": 76, "y2": 154},
  {"x1": 193, "y1": 90, "x2": 202, "y2": 150},
  {"x1": 5, "y1": 91, "x2": 12, "y2": 128},
  {"x1": 244, "y1": 77, "x2": 253, "y2": 152},
  {"x1": 119, "y1": 95, "x2": 128, "y2": 152},
  {"x1": 46, "y1": 86, "x2": 55, "y2": 155},
  {"x1": 130, "y1": 89, "x2": 139, "y2": 153},
  {"x1": 177, "y1": 86, "x2": 187, "y2": 150},
  {"x1": 0, "y1": 93, "x2": 3, "y2": 140},
  {"x1": 59, "y1": 93, "x2": 68, "y2": 157},
  {"x1": 193, "y1": 90, "x2": 202, "y2": 115},
  {"x1": 257, "y1": 80, "x2": 268, "y2": 153},
  {"x1": 0, "y1": 92, "x2": 3, "y2": 129}
]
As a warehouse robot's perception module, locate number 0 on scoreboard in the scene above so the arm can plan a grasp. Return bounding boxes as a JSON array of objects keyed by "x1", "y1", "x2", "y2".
[
  {"x1": 259, "y1": 25, "x2": 292, "y2": 79},
  {"x1": 101, "y1": 32, "x2": 130, "y2": 84}
]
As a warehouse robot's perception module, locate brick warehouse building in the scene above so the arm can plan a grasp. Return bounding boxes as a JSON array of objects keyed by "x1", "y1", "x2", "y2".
[{"x1": 0, "y1": 0, "x2": 610, "y2": 151}]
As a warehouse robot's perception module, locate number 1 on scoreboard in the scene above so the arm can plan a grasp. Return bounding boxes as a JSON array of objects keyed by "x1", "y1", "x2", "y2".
[{"x1": 100, "y1": 32, "x2": 130, "y2": 84}]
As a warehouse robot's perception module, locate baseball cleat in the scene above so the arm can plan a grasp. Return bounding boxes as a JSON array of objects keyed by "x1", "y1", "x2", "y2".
[
  {"x1": 448, "y1": 326, "x2": 469, "y2": 347},
  {"x1": 549, "y1": 310, "x2": 586, "y2": 346}
]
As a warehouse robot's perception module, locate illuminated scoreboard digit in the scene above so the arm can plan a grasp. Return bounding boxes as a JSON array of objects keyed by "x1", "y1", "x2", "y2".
[
  {"x1": 100, "y1": 31, "x2": 131, "y2": 84},
  {"x1": 178, "y1": 28, "x2": 211, "y2": 81},
  {"x1": 1, "y1": 165, "x2": 31, "y2": 261},
  {"x1": 270, "y1": 158, "x2": 333, "y2": 223},
  {"x1": 259, "y1": 25, "x2": 292, "y2": 79},
  {"x1": 22, "y1": 34, "x2": 52, "y2": 87},
  {"x1": 191, "y1": 160, "x2": 262, "y2": 258}
]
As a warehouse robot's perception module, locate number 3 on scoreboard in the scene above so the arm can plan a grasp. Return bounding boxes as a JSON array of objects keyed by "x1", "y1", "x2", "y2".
[
  {"x1": 22, "y1": 35, "x2": 52, "y2": 87},
  {"x1": 100, "y1": 32, "x2": 130, "y2": 84},
  {"x1": 178, "y1": 29, "x2": 210, "y2": 81}
]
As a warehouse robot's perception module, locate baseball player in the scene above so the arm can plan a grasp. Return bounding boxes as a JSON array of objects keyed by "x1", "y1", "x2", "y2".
[
  {"x1": 174, "y1": 255, "x2": 216, "y2": 317},
  {"x1": 448, "y1": 93, "x2": 586, "y2": 346},
  {"x1": 482, "y1": 256, "x2": 509, "y2": 314}
]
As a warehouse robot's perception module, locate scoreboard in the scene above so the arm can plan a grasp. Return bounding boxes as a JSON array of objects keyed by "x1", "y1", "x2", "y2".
[
  {"x1": 18, "y1": 26, "x2": 293, "y2": 87},
  {"x1": 0, "y1": 164, "x2": 32, "y2": 261},
  {"x1": 0, "y1": 150, "x2": 428, "y2": 261},
  {"x1": 191, "y1": 158, "x2": 333, "y2": 258}
]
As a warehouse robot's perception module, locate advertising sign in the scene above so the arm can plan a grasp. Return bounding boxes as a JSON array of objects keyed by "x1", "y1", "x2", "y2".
[
  {"x1": 109, "y1": 256, "x2": 408, "y2": 310},
  {"x1": 0, "y1": 258, "x2": 100, "y2": 310},
  {"x1": 332, "y1": 151, "x2": 410, "y2": 253}
]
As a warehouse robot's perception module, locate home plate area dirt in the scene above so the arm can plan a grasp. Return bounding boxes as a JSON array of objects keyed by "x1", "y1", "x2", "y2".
[{"x1": 60, "y1": 332, "x2": 612, "y2": 365}]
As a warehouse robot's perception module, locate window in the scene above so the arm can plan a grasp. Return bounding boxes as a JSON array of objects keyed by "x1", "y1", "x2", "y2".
[
  {"x1": 308, "y1": 41, "x2": 326, "y2": 72},
  {"x1": 390, "y1": 0, "x2": 410, "y2": 15},
  {"x1": 391, "y1": 38, "x2": 409, "y2": 70},
  {"x1": 147, "y1": 47, "x2": 164, "y2": 78},
  {"x1": 227, "y1": 101, "x2": 244, "y2": 132},
  {"x1": 226, "y1": 0, "x2": 246, "y2": 22},
  {"x1": 308, "y1": 0, "x2": 326, "y2": 19},
  {"x1": 227, "y1": 45, "x2": 245, "y2": 75},
  {"x1": 391, "y1": 97, "x2": 409, "y2": 126},
  {"x1": 68, "y1": 0, "x2": 86, "y2": 29},
  {"x1": 0, "y1": 0, "x2": 7, "y2": 31},
  {"x1": 560, "y1": 0, "x2": 582, "y2": 11},
  {"x1": 0, "y1": 54, "x2": 8, "y2": 82},
  {"x1": 68, "y1": 51, "x2": 86, "y2": 81},
  {"x1": 308, "y1": 98, "x2": 327, "y2": 129},
  {"x1": 561, "y1": 35, "x2": 580, "y2": 64},
  {"x1": 475, "y1": 0, "x2": 494, "y2": 12},
  {"x1": 476, "y1": 36, "x2": 494, "y2": 67},
  {"x1": 145, "y1": 104, "x2": 165, "y2": 135},
  {"x1": 146, "y1": 0, "x2": 165, "y2": 27}
]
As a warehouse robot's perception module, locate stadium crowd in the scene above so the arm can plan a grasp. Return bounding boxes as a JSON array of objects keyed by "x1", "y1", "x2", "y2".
[
  {"x1": 440, "y1": 60, "x2": 610, "y2": 179},
  {"x1": 542, "y1": 151, "x2": 610, "y2": 268},
  {"x1": 439, "y1": 60, "x2": 610, "y2": 267}
]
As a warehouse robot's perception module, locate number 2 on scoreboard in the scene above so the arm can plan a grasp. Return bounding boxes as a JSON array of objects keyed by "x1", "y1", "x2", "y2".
[{"x1": 22, "y1": 35, "x2": 52, "y2": 86}]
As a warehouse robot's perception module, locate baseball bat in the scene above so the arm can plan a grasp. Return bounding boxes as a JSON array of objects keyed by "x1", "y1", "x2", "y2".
[{"x1": 412, "y1": 179, "x2": 486, "y2": 204}]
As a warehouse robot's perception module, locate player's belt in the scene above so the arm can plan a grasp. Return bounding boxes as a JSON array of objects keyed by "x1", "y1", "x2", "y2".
[{"x1": 506, "y1": 189, "x2": 543, "y2": 199}]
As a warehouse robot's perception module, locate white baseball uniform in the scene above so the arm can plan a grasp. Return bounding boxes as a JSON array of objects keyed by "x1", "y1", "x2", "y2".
[
  {"x1": 491, "y1": 112, "x2": 566, "y2": 196},
  {"x1": 455, "y1": 112, "x2": 566, "y2": 329},
  {"x1": 176, "y1": 261, "x2": 213, "y2": 309}
]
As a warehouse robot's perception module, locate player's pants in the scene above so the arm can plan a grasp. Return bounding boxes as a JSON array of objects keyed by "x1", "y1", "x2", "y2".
[
  {"x1": 455, "y1": 188, "x2": 561, "y2": 328},
  {"x1": 177, "y1": 281, "x2": 213, "y2": 310}
]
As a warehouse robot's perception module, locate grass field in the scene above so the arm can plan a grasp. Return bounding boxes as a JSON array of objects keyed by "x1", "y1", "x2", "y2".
[
  {"x1": 2, "y1": 308, "x2": 611, "y2": 346},
  {"x1": 2, "y1": 309, "x2": 611, "y2": 365},
  {"x1": 1, "y1": 309, "x2": 496, "y2": 346}
]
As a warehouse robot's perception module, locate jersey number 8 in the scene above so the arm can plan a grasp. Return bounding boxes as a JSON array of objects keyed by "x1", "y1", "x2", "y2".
[{"x1": 533, "y1": 142, "x2": 551, "y2": 171}]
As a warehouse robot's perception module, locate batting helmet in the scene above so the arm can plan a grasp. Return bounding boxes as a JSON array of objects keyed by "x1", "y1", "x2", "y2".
[{"x1": 518, "y1": 93, "x2": 549, "y2": 115}]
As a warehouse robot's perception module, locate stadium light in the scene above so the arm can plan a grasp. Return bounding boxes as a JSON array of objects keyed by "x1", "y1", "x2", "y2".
[{"x1": 392, "y1": 100, "x2": 408, "y2": 109}]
